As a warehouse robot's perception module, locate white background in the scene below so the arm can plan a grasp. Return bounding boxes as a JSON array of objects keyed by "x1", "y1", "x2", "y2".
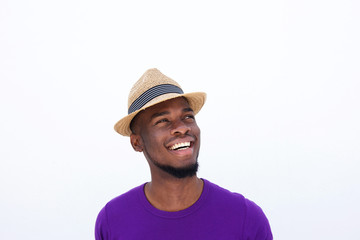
[{"x1": 1, "y1": 0, "x2": 359, "y2": 239}]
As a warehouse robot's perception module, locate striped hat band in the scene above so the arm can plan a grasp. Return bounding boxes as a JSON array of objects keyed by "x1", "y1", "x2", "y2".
[{"x1": 128, "y1": 84, "x2": 183, "y2": 114}]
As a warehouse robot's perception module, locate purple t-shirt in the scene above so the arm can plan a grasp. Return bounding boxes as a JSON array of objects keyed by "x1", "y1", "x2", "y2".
[{"x1": 95, "y1": 179, "x2": 272, "y2": 240}]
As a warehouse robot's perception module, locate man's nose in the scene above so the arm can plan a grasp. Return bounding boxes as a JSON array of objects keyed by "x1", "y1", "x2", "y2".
[{"x1": 170, "y1": 120, "x2": 191, "y2": 135}]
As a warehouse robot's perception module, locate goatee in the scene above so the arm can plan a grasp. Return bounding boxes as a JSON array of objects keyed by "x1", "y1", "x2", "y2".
[{"x1": 152, "y1": 161, "x2": 199, "y2": 178}]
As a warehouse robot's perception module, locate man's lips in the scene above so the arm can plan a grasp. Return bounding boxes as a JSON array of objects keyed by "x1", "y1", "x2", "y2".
[
  {"x1": 167, "y1": 142, "x2": 194, "y2": 158},
  {"x1": 166, "y1": 137, "x2": 195, "y2": 151},
  {"x1": 168, "y1": 141, "x2": 192, "y2": 150}
]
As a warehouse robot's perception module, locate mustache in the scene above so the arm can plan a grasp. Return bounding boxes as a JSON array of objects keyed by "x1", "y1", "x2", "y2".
[{"x1": 165, "y1": 133, "x2": 196, "y2": 145}]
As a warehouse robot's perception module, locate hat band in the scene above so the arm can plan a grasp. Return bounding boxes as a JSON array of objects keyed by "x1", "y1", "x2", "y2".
[{"x1": 128, "y1": 84, "x2": 184, "y2": 114}]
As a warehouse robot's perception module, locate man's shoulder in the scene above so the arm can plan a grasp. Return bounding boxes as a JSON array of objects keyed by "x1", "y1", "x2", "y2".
[
  {"x1": 205, "y1": 179, "x2": 272, "y2": 238},
  {"x1": 205, "y1": 179, "x2": 247, "y2": 204},
  {"x1": 105, "y1": 183, "x2": 144, "y2": 210},
  {"x1": 96, "y1": 183, "x2": 145, "y2": 226},
  {"x1": 95, "y1": 184, "x2": 146, "y2": 239},
  {"x1": 205, "y1": 179, "x2": 268, "y2": 220}
]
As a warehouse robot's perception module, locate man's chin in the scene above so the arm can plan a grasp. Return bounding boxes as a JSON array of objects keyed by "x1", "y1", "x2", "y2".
[{"x1": 154, "y1": 161, "x2": 199, "y2": 179}]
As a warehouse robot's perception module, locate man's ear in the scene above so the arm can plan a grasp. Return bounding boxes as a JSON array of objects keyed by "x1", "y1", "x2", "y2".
[{"x1": 130, "y1": 133, "x2": 143, "y2": 152}]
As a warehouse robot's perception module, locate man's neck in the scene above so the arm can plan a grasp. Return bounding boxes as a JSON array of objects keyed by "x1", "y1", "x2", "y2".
[{"x1": 144, "y1": 176, "x2": 204, "y2": 212}]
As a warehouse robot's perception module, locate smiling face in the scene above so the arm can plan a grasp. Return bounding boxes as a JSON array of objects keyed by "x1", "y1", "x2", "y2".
[{"x1": 130, "y1": 97, "x2": 201, "y2": 178}]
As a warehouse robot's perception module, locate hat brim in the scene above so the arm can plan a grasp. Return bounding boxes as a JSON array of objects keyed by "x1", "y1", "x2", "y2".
[{"x1": 114, "y1": 92, "x2": 207, "y2": 136}]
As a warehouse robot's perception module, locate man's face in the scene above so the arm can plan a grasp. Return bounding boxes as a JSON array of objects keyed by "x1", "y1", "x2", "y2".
[{"x1": 130, "y1": 97, "x2": 201, "y2": 178}]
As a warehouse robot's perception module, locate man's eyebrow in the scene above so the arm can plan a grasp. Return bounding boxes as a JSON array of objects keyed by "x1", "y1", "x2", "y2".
[
  {"x1": 183, "y1": 107, "x2": 194, "y2": 113},
  {"x1": 150, "y1": 108, "x2": 193, "y2": 120},
  {"x1": 150, "y1": 111, "x2": 170, "y2": 120}
]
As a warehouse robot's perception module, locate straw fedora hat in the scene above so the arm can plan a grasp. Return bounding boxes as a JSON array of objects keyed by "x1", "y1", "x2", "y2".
[{"x1": 114, "y1": 68, "x2": 207, "y2": 136}]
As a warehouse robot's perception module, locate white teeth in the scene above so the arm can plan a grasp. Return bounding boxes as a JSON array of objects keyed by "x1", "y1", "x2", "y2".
[{"x1": 169, "y1": 142, "x2": 191, "y2": 150}]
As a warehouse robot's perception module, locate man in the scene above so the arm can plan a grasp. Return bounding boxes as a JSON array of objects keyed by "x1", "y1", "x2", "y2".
[{"x1": 95, "y1": 68, "x2": 273, "y2": 239}]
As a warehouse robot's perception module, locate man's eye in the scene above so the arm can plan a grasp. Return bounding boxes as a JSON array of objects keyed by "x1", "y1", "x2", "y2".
[
  {"x1": 185, "y1": 115, "x2": 195, "y2": 120},
  {"x1": 155, "y1": 119, "x2": 169, "y2": 125}
]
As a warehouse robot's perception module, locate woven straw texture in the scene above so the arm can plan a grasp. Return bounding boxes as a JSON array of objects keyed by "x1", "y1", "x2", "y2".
[{"x1": 114, "y1": 68, "x2": 206, "y2": 136}]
